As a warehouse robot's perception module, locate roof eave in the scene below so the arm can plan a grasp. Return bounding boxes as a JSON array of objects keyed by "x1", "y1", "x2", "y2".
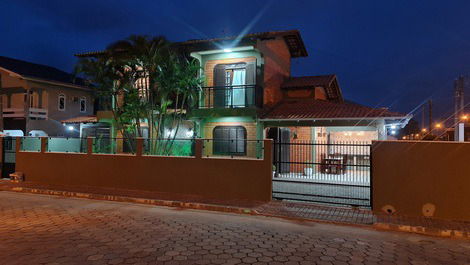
[{"x1": 259, "y1": 116, "x2": 411, "y2": 122}]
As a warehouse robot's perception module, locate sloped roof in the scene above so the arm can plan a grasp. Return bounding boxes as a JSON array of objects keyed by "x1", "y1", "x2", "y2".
[
  {"x1": 75, "y1": 30, "x2": 308, "y2": 58},
  {"x1": 282, "y1": 74, "x2": 343, "y2": 101},
  {"x1": 261, "y1": 98, "x2": 407, "y2": 120},
  {"x1": 282, "y1": 74, "x2": 337, "y2": 88},
  {"x1": 61, "y1": 115, "x2": 97, "y2": 123},
  {"x1": 0, "y1": 56, "x2": 87, "y2": 87}
]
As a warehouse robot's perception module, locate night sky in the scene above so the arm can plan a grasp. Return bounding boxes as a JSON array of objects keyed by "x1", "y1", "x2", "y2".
[{"x1": 2, "y1": 0, "x2": 470, "y2": 123}]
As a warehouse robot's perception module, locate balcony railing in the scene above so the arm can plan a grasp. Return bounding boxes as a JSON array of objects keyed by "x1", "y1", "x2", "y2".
[
  {"x1": 3, "y1": 108, "x2": 48, "y2": 119},
  {"x1": 198, "y1": 85, "x2": 263, "y2": 109}
]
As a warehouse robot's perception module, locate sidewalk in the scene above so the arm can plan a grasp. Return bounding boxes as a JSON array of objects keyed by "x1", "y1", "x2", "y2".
[{"x1": 1, "y1": 180, "x2": 469, "y2": 239}]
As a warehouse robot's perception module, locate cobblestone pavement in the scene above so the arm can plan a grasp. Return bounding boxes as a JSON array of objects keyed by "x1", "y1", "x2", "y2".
[{"x1": 1, "y1": 192, "x2": 469, "y2": 265}]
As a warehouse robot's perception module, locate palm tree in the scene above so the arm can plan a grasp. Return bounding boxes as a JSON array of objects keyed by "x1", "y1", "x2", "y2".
[{"x1": 75, "y1": 35, "x2": 203, "y2": 155}]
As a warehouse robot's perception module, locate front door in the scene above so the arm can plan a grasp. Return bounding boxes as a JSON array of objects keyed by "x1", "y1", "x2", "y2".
[{"x1": 267, "y1": 127, "x2": 291, "y2": 173}]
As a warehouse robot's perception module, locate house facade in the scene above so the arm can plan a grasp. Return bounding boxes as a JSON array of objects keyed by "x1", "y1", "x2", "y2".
[
  {"x1": 0, "y1": 56, "x2": 94, "y2": 137},
  {"x1": 178, "y1": 30, "x2": 409, "y2": 157},
  {"x1": 75, "y1": 30, "x2": 410, "y2": 157}
]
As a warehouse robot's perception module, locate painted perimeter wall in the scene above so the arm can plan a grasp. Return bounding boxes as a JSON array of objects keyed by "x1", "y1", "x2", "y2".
[
  {"x1": 15, "y1": 140, "x2": 273, "y2": 202},
  {"x1": 372, "y1": 140, "x2": 470, "y2": 221}
]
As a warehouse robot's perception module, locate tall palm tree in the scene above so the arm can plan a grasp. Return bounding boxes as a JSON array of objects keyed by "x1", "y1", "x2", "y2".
[{"x1": 76, "y1": 35, "x2": 203, "y2": 155}]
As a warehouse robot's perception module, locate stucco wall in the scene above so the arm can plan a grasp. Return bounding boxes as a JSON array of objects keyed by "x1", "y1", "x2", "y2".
[
  {"x1": 372, "y1": 140, "x2": 470, "y2": 221},
  {"x1": 15, "y1": 139, "x2": 273, "y2": 202},
  {"x1": 1, "y1": 69, "x2": 94, "y2": 136}
]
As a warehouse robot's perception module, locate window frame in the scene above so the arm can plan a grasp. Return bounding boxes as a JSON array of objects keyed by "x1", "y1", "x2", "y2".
[
  {"x1": 212, "y1": 126, "x2": 247, "y2": 156},
  {"x1": 79, "y1": 96, "x2": 87, "y2": 113},
  {"x1": 58, "y1": 93, "x2": 66, "y2": 111}
]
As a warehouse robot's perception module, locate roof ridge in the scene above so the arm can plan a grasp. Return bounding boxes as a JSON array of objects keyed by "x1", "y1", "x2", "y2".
[{"x1": 0, "y1": 55, "x2": 68, "y2": 74}]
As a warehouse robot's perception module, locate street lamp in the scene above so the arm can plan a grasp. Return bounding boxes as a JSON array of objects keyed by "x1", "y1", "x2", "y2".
[
  {"x1": 461, "y1": 114, "x2": 468, "y2": 121},
  {"x1": 421, "y1": 128, "x2": 427, "y2": 133},
  {"x1": 435, "y1": 123, "x2": 442, "y2": 129}
]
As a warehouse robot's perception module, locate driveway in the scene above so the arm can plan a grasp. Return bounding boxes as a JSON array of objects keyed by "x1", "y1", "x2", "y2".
[{"x1": 0, "y1": 191, "x2": 469, "y2": 265}]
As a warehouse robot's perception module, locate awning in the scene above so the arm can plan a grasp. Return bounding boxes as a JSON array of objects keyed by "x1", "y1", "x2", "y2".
[{"x1": 61, "y1": 115, "x2": 98, "y2": 124}]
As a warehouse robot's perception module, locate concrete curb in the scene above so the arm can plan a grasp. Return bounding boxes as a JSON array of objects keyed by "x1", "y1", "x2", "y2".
[
  {"x1": 373, "y1": 222, "x2": 470, "y2": 239},
  {"x1": 2, "y1": 185, "x2": 469, "y2": 239},
  {"x1": 1, "y1": 186, "x2": 259, "y2": 216}
]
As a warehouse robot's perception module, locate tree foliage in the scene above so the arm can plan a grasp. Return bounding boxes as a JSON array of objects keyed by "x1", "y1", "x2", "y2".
[{"x1": 75, "y1": 35, "x2": 203, "y2": 154}]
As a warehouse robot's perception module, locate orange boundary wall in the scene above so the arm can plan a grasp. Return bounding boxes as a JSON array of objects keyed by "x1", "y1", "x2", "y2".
[
  {"x1": 372, "y1": 140, "x2": 470, "y2": 221},
  {"x1": 13, "y1": 138, "x2": 273, "y2": 202}
]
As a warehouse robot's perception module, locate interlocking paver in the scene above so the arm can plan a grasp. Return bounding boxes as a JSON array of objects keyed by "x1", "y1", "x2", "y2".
[{"x1": 0, "y1": 191, "x2": 469, "y2": 265}]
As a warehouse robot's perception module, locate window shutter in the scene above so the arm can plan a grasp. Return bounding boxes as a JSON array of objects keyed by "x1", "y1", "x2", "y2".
[
  {"x1": 236, "y1": 127, "x2": 246, "y2": 154},
  {"x1": 245, "y1": 62, "x2": 256, "y2": 106},
  {"x1": 214, "y1": 65, "x2": 226, "y2": 107},
  {"x1": 245, "y1": 62, "x2": 256, "y2": 85},
  {"x1": 212, "y1": 126, "x2": 247, "y2": 155}
]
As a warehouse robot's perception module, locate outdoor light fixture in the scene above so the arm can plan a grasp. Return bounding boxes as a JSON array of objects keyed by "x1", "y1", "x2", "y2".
[
  {"x1": 186, "y1": 129, "x2": 194, "y2": 138},
  {"x1": 421, "y1": 128, "x2": 427, "y2": 132},
  {"x1": 67, "y1": 126, "x2": 74, "y2": 131},
  {"x1": 461, "y1": 115, "x2": 468, "y2": 120},
  {"x1": 223, "y1": 48, "x2": 232, "y2": 53},
  {"x1": 435, "y1": 123, "x2": 442, "y2": 128},
  {"x1": 391, "y1": 125, "x2": 397, "y2": 129},
  {"x1": 391, "y1": 130, "x2": 396, "y2": 135}
]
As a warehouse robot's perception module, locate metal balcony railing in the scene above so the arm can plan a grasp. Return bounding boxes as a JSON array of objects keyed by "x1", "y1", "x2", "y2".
[
  {"x1": 198, "y1": 85, "x2": 263, "y2": 109},
  {"x1": 3, "y1": 108, "x2": 48, "y2": 119}
]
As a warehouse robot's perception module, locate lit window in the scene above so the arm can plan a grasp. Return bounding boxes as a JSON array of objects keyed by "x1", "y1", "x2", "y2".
[
  {"x1": 58, "y1": 94, "x2": 66, "y2": 111},
  {"x1": 80, "y1": 97, "x2": 86, "y2": 112}
]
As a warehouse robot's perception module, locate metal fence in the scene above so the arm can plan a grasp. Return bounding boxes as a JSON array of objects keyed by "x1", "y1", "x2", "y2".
[
  {"x1": 272, "y1": 141, "x2": 372, "y2": 208},
  {"x1": 198, "y1": 85, "x2": 263, "y2": 109},
  {"x1": 143, "y1": 138, "x2": 195, "y2": 157}
]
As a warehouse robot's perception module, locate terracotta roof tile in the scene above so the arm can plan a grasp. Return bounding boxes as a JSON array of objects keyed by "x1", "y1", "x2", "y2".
[
  {"x1": 281, "y1": 75, "x2": 336, "y2": 89},
  {"x1": 261, "y1": 99, "x2": 407, "y2": 120},
  {"x1": 61, "y1": 116, "x2": 97, "y2": 123}
]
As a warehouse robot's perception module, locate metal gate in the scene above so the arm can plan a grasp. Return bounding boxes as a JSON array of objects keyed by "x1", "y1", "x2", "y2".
[
  {"x1": 1, "y1": 137, "x2": 17, "y2": 179},
  {"x1": 272, "y1": 141, "x2": 371, "y2": 208}
]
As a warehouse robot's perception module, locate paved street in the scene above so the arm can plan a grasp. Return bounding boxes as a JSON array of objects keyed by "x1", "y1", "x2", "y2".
[{"x1": 0, "y1": 192, "x2": 469, "y2": 265}]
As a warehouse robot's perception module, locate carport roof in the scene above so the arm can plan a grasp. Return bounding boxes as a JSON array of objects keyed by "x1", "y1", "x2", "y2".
[{"x1": 260, "y1": 98, "x2": 408, "y2": 121}]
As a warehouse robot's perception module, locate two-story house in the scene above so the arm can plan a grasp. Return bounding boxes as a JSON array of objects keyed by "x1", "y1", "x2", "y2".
[
  {"x1": 0, "y1": 56, "x2": 94, "y2": 136},
  {"x1": 177, "y1": 30, "x2": 410, "y2": 157},
  {"x1": 75, "y1": 30, "x2": 410, "y2": 157}
]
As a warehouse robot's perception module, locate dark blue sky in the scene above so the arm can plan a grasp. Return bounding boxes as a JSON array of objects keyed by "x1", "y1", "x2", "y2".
[{"x1": 1, "y1": 0, "x2": 470, "y2": 122}]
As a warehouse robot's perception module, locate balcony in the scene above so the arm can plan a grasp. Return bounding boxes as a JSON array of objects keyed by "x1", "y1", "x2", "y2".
[
  {"x1": 3, "y1": 108, "x2": 48, "y2": 120},
  {"x1": 198, "y1": 85, "x2": 263, "y2": 109}
]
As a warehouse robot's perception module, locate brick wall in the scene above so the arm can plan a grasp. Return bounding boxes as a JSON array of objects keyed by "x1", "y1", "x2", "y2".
[
  {"x1": 256, "y1": 38, "x2": 291, "y2": 106},
  {"x1": 287, "y1": 127, "x2": 313, "y2": 173}
]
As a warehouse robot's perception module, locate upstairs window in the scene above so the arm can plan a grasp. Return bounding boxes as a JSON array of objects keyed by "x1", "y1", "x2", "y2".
[
  {"x1": 213, "y1": 126, "x2": 247, "y2": 156},
  {"x1": 80, "y1": 96, "x2": 86, "y2": 112},
  {"x1": 58, "y1": 94, "x2": 66, "y2": 111}
]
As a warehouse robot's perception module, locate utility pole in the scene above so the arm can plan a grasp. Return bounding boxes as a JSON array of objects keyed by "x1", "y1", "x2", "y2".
[
  {"x1": 428, "y1": 99, "x2": 433, "y2": 130},
  {"x1": 421, "y1": 104, "x2": 426, "y2": 130},
  {"x1": 454, "y1": 76, "x2": 465, "y2": 141}
]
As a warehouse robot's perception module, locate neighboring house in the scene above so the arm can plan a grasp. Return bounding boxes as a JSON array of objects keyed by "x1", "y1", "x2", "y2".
[
  {"x1": 76, "y1": 30, "x2": 411, "y2": 154},
  {"x1": 0, "y1": 56, "x2": 94, "y2": 136}
]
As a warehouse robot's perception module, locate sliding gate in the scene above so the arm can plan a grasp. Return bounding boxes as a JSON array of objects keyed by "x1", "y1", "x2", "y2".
[{"x1": 272, "y1": 141, "x2": 372, "y2": 208}]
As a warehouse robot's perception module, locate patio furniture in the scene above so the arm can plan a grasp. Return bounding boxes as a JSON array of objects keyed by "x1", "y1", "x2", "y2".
[{"x1": 320, "y1": 154, "x2": 347, "y2": 174}]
